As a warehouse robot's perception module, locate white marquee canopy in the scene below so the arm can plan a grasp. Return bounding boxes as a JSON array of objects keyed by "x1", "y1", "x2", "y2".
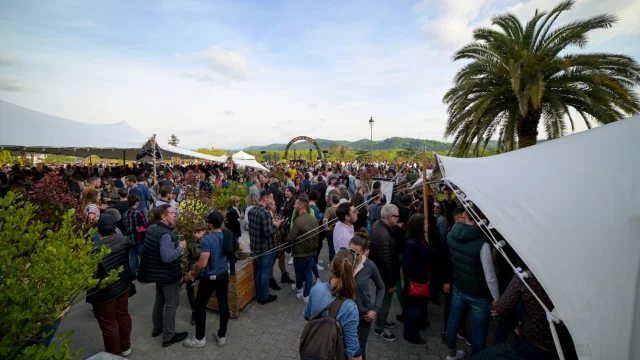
[
  {"x1": 229, "y1": 150, "x2": 268, "y2": 171},
  {"x1": 0, "y1": 99, "x2": 226, "y2": 162},
  {"x1": 431, "y1": 117, "x2": 640, "y2": 360},
  {"x1": 231, "y1": 151, "x2": 255, "y2": 160}
]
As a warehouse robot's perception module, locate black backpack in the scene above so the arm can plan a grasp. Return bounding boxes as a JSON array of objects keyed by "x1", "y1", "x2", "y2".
[{"x1": 299, "y1": 298, "x2": 347, "y2": 360}]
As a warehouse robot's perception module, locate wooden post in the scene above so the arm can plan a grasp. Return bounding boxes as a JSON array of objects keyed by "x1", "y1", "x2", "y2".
[
  {"x1": 422, "y1": 146, "x2": 429, "y2": 241},
  {"x1": 152, "y1": 134, "x2": 157, "y2": 187}
]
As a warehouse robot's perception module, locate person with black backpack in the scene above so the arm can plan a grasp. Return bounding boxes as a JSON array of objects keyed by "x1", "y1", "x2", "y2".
[{"x1": 301, "y1": 247, "x2": 362, "y2": 360}]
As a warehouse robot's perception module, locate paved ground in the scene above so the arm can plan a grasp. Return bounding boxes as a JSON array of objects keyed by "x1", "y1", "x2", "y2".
[{"x1": 57, "y1": 234, "x2": 482, "y2": 360}]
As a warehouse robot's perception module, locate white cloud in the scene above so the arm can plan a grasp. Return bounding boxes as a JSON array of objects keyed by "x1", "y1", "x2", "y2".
[
  {"x1": 0, "y1": 76, "x2": 28, "y2": 91},
  {"x1": 175, "y1": 45, "x2": 254, "y2": 82},
  {"x1": 415, "y1": 0, "x2": 494, "y2": 49},
  {"x1": 0, "y1": 54, "x2": 20, "y2": 67},
  {"x1": 418, "y1": 0, "x2": 639, "y2": 49}
]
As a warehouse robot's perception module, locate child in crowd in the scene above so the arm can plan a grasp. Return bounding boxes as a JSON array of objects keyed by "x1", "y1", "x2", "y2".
[{"x1": 182, "y1": 222, "x2": 207, "y2": 325}]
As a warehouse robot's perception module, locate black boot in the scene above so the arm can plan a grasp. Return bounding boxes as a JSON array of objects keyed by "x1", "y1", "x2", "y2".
[
  {"x1": 281, "y1": 272, "x2": 295, "y2": 284},
  {"x1": 269, "y1": 277, "x2": 281, "y2": 290}
]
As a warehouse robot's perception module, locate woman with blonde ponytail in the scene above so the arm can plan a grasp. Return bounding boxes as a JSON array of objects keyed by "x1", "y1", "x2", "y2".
[
  {"x1": 304, "y1": 247, "x2": 362, "y2": 360},
  {"x1": 349, "y1": 231, "x2": 385, "y2": 360}
]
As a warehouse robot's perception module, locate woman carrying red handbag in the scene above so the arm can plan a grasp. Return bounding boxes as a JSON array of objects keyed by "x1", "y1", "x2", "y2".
[{"x1": 402, "y1": 213, "x2": 433, "y2": 344}]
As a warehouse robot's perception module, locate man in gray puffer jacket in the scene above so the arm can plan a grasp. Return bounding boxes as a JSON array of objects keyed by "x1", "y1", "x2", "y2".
[
  {"x1": 350, "y1": 233, "x2": 385, "y2": 360},
  {"x1": 87, "y1": 214, "x2": 133, "y2": 357}
]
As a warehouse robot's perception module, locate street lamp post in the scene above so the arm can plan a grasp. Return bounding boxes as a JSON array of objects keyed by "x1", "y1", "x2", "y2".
[{"x1": 369, "y1": 117, "x2": 375, "y2": 162}]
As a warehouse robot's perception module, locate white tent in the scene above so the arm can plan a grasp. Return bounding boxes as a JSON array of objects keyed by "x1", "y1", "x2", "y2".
[
  {"x1": 431, "y1": 118, "x2": 640, "y2": 360},
  {"x1": 231, "y1": 151, "x2": 268, "y2": 171},
  {"x1": 231, "y1": 151, "x2": 255, "y2": 160},
  {"x1": 0, "y1": 99, "x2": 225, "y2": 162}
]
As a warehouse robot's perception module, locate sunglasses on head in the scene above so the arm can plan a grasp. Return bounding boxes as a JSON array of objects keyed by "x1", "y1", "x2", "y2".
[{"x1": 335, "y1": 247, "x2": 357, "y2": 267}]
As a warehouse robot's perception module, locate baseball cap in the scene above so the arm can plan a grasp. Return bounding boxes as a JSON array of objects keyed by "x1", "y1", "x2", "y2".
[
  {"x1": 206, "y1": 211, "x2": 225, "y2": 228},
  {"x1": 97, "y1": 214, "x2": 117, "y2": 236}
]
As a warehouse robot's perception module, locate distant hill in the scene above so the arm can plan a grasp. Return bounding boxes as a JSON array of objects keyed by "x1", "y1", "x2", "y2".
[{"x1": 244, "y1": 137, "x2": 497, "y2": 152}]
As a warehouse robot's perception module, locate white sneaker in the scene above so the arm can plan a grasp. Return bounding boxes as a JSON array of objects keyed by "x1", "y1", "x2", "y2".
[
  {"x1": 446, "y1": 350, "x2": 465, "y2": 360},
  {"x1": 318, "y1": 260, "x2": 324, "y2": 264},
  {"x1": 291, "y1": 284, "x2": 303, "y2": 293},
  {"x1": 288, "y1": 257, "x2": 294, "y2": 265},
  {"x1": 121, "y1": 346, "x2": 132, "y2": 357},
  {"x1": 296, "y1": 293, "x2": 309, "y2": 303},
  {"x1": 316, "y1": 265, "x2": 325, "y2": 271},
  {"x1": 214, "y1": 333, "x2": 226, "y2": 347},
  {"x1": 183, "y1": 336, "x2": 206, "y2": 348}
]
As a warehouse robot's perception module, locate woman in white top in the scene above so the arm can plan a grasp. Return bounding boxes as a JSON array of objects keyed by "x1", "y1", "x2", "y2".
[{"x1": 82, "y1": 189, "x2": 101, "y2": 222}]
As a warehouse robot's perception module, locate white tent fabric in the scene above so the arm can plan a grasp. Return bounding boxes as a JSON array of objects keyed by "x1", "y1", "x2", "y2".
[
  {"x1": 231, "y1": 151, "x2": 255, "y2": 160},
  {"x1": 155, "y1": 141, "x2": 226, "y2": 163},
  {"x1": 432, "y1": 118, "x2": 640, "y2": 360},
  {"x1": 0, "y1": 99, "x2": 224, "y2": 162},
  {"x1": 233, "y1": 159, "x2": 268, "y2": 172},
  {"x1": 410, "y1": 169, "x2": 433, "y2": 189}
]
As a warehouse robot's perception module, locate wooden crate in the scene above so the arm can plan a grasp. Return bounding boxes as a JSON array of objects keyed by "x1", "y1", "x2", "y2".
[{"x1": 196, "y1": 257, "x2": 256, "y2": 319}]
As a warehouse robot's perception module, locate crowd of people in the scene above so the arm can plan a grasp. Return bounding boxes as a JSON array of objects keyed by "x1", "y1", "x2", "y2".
[{"x1": 1, "y1": 159, "x2": 574, "y2": 360}]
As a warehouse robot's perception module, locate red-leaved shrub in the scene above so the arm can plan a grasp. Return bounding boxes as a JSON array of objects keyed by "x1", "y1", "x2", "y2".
[{"x1": 28, "y1": 173, "x2": 82, "y2": 230}]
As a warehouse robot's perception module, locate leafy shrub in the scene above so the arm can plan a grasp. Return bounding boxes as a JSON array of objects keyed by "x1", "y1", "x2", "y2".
[
  {"x1": 174, "y1": 171, "x2": 214, "y2": 240},
  {"x1": 212, "y1": 182, "x2": 248, "y2": 211},
  {"x1": 28, "y1": 173, "x2": 82, "y2": 231},
  {"x1": 0, "y1": 192, "x2": 118, "y2": 359}
]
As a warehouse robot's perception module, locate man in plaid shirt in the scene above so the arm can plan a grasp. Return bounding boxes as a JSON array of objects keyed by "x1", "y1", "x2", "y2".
[
  {"x1": 123, "y1": 193, "x2": 148, "y2": 280},
  {"x1": 248, "y1": 190, "x2": 282, "y2": 305}
]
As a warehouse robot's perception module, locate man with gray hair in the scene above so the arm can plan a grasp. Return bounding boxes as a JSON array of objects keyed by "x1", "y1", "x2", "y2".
[{"x1": 368, "y1": 204, "x2": 400, "y2": 342}]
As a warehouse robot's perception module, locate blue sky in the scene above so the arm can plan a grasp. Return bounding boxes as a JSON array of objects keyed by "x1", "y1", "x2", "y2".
[{"x1": 1, "y1": 0, "x2": 639, "y2": 149}]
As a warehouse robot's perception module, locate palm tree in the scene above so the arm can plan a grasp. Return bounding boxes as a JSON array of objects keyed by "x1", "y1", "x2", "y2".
[{"x1": 443, "y1": 0, "x2": 640, "y2": 156}]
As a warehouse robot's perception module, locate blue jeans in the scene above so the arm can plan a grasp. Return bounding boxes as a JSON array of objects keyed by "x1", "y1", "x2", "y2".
[
  {"x1": 446, "y1": 286, "x2": 491, "y2": 355},
  {"x1": 256, "y1": 252, "x2": 275, "y2": 301},
  {"x1": 326, "y1": 231, "x2": 335, "y2": 262},
  {"x1": 129, "y1": 243, "x2": 144, "y2": 280},
  {"x1": 293, "y1": 256, "x2": 315, "y2": 297}
]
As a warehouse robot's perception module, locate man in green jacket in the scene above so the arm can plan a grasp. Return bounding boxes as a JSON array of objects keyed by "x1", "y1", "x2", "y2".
[
  {"x1": 287, "y1": 194, "x2": 319, "y2": 303},
  {"x1": 444, "y1": 209, "x2": 500, "y2": 360}
]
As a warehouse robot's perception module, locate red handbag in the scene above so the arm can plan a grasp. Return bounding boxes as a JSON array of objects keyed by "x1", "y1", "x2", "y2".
[{"x1": 409, "y1": 281, "x2": 430, "y2": 297}]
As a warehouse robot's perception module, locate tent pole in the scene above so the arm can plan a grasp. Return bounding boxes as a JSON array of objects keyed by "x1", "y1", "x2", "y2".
[
  {"x1": 122, "y1": 150, "x2": 125, "y2": 166},
  {"x1": 152, "y1": 134, "x2": 157, "y2": 188},
  {"x1": 422, "y1": 146, "x2": 429, "y2": 242}
]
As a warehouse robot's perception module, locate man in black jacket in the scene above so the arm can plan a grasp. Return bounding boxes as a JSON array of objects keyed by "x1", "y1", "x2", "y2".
[
  {"x1": 87, "y1": 215, "x2": 133, "y2": 356},
  {"x1": 138, "y1": 204, "x2": 190, "y2": 347},
  {"x1": 368, "y1": 204, "x2": 400, "y2": 342},
  {"x1": 311, "y1": 175, "x2": 327, "y2": 213},
  {"x1": 268, "y1": 176, "x2": 283, "y2": 213}
]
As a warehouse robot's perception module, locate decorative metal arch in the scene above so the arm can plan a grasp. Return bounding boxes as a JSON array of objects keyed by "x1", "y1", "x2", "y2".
[{"x1": 283, "y1": 136, "x2": 323, "y2": 160}]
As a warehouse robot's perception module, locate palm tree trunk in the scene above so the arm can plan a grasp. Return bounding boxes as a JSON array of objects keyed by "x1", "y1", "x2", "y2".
[{"x1": 517, "y1": 109, "x2": 541, "y2": 149}]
